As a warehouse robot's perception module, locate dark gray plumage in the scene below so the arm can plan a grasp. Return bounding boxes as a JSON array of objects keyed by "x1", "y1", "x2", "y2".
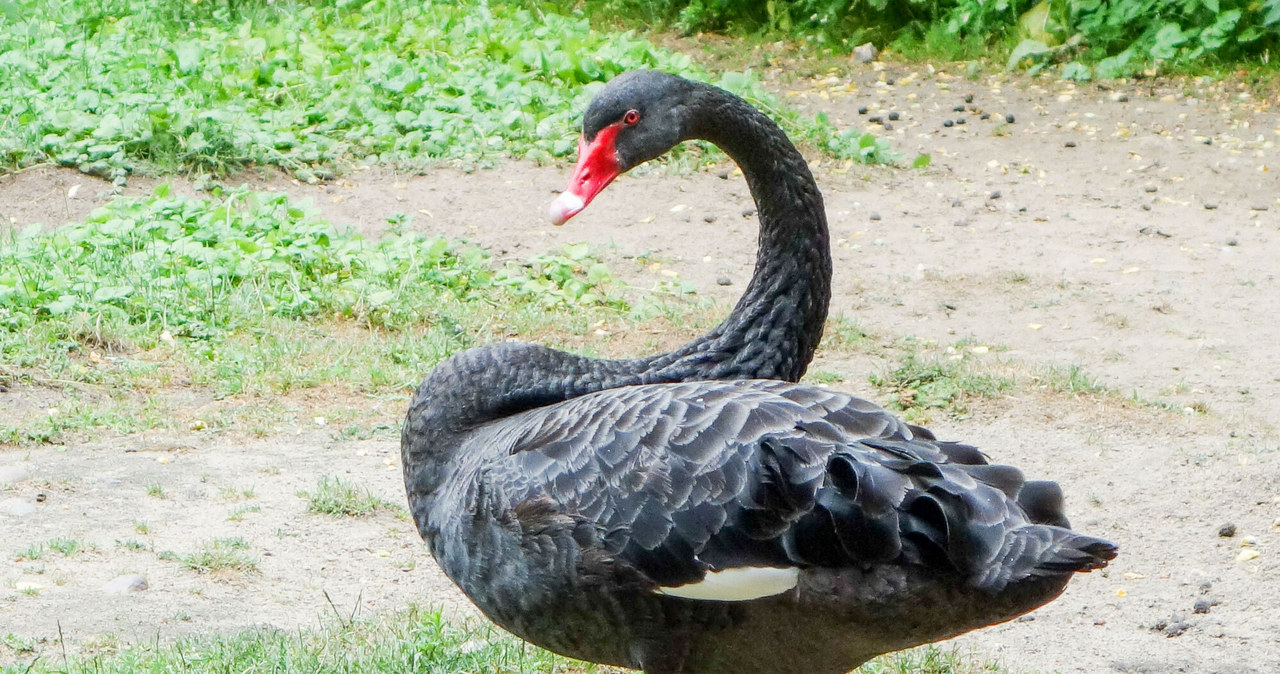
[{"x1": 402, "y1": 71, "x2": 1115, "y2": 674}]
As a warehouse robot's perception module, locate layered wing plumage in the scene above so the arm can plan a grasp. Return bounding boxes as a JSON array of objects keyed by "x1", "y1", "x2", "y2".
[{"x1": 467, "y1": 379, "x2": 1113, "y2": 597}]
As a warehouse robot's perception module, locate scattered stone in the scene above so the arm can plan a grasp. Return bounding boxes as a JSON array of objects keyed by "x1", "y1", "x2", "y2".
[
  {"x1": 882, "y1": 122, "x2": 894, "y2": 131},
  {"x1": 955, "y1": 118, "x2": 966, "y2": 125},
  {"x1": 1250, "y1": 204, "x2": 1269, "y2": 211},
  {"x1": 1005, "y1": 113, "x2": 1016, "y2": 123},
  {"x1": 852, "y1": 42, "x2": 879, "y2": 63},
  {"x1": 1160, "y1": 619, "x2": 1191, "y2": 638},
  {"x1": 1118, "y1": 94, "x2": 1129, "y2": 102},
  {"x1": 857, "y1": 106, "x2": 868, "y2": 115},
  {"x1": 1144, "y1": 185, "x2": 1158, "y2": 193},
  {"x1": 102, "y1": 575, "x2": 149, "y2": 594},
  {"x1": 717, "y1": 171, "x2": 729, "y2": 180},
  {"x1": 964, "y1": 93, "x2": 974, "y2": 104},
  {"x1": 1193, "y1": 599, "x2": 1214, "y2": 614},
  {"x1": 868, "y1": 116, "x2": 883, "y2": 124},
  {"x1": 1218, "y1": 523, "x2": 1236, "y2": 537},
  {"x1": 952, "y1": 105, "x2": 965, "y2": 112},
  {"x1": 1065, "y1": 141, "x2": 1077, "y2": 148},
  {"x1": 943, "y1": 120, "x2": 954, "y2": 128},
  {"x1": 1204, "y1": 203, "x2": 1218, "y2": 210},
  {"x1": 885, "y1": 78, "x2": 895, "y2": 86},
  {"x1": 1203, "y1": 137, "x2": 1213, "y2": 145},
  {"x1": 741, "y1": 208, "x2": 756, "y2": 218},
  {"x1": 869, "y1": 212, "x2": 882, "y2": 221},
  {"x1": 989, "y1": 190, "x2": 1002, "y2": 200},
  {"x1": 1227, "y1": 238, "x2": 1238, "y2": 247},
  {"x1": 980, "y1": 113, "x2": 990, "y2": 120},
  {"x1": 951, "y1": 199, "x2": 963, "y2": 208},
  {"x1": 1, "y1": 498, "x2": 36, "y2": 517},
  {"x1": 887, "y1": 111, "x2": 900, "y2": 121},
  {"x1": 0, "y1": 465, "x2": 29, "y2": 486},
  {"x1": 716, "y1": 276, "x2": 732, "y2": 287}
]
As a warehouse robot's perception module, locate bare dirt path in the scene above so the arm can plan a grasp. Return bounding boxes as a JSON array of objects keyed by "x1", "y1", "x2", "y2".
[{"x1": 3, "y1": 67, "x2": 1279, "y2": 672}]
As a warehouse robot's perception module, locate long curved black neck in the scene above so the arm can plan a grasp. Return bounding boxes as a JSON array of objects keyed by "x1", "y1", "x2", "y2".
[
  {"x1": 638, "y1": 83, "x2": 831, "y2": 384},
  {"x1": 406, "y1": 80, "x2": 831, "y2": 444}
]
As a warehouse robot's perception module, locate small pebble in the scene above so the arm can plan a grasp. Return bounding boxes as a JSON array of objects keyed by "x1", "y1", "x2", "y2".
[
  {"x1": 964, "y1": 94, "x2": 974, "y2": 103},
  {"x1": 1203, "y1": 137, "x2": 1213, "y2": 145},
  {"x1": 1249, "y1": 204, "x2": 1269, "y2": 211},
  {"x1": 1065, "y1": 141, "x2": 1077, "y2": 148},
  {"x1": 888, "y1": 111, "x2": 900, "y2": 121},
  {"x1": 1142, "y1": 204, "x2": 1152, "y2": 211},
  {"x1": 1218, "y1": 523, "x2": 1237, "y2": 537},
  {"x1": 980, "y1": 113, "x2": 990, "y2": 120},
  {"x1": 882, "y1": 122, "x2": 894, "y2": 131},
  {"x1": 951, "y1": 199, "x2": 963, "y2": 208},
  {"x1": 989, "y1": 190, "x2": 1002, "y2": 200},
  {"x1": 741, "y1": 208, "x2": 756, "y2": 218},
  {"x1": 952, "y1": 105, "x2": 965, "y2": 112},
  {"x1": 955, "y1": 118, "x2": 966, "y2": 125},
  {"x1": 717, "y1": 171, "x2": 729, "y2": 180},
  {"x1": 703, "y1": 215, "x2": 716, "y2": 223},
  {"x1": 1144, "y1": 185, "x2": 1158, "y2": 193},
  {"x1": 868, "y1": 116, "x2": 883, "y2": 124},
  {"x1": 1005, "y1": 113, "x2": 1016, "y2": 123},
  {"x1": 716, "y1": 276, "x2": 732, "y2": 286},
  {"x1": 869, "y1": 213, "x2": 882, "y2": 221},
  {"x1": 1117, "y1": 94, "x2": 1129, "y2": 102},
  {"x1": 885, "y1": 78, "x2": 895, "y2": 85},
  {"x1": 1204, "y1": 203, "x2": 1218, "y2": 210},
  {"x1": 1227, "y1": 239, "x2": 1238, "y2": 247},
  {"x1": 943, "y1": 120, "x2": 954, "y2": 128},
  {"x1": 1193, "y1": 599, "x2": 1213, "y2": 614},
  {"x1": 858, "y1": 106, "x2": 868, "y2": 115}
]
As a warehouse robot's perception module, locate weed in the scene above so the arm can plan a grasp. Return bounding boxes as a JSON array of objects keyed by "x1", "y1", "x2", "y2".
[
  {"x1": 870, "y1": 343, "x2": 1012, "y2": 421},
  {"x1": 132, "y1": 520, "x2": 151, "y2": 534},
  {"x1": 227, "y1": 505, "x2": 261, "y2": 522},
  {"x1": 47, "y1": 538, "x2": 90, "y2": 557},
  {"x1": 145, "y1": 483, "x2": 166, "y2": 499},
  {"x1": 180, "y1": 538, "x2": 258, "y2": 575},
  {"x1": 13, "y1": 543, "x2": 44, "y2": 561},
  {"x1": 303, "y1": 476, "x2": 391, "y2": 518},
  {"x1": 115, "y1": 540, "x2": 148, "y2": 552}
]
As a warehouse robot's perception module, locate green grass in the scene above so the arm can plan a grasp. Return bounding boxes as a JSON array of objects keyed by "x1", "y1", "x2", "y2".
[
  {"x1": 869, "y1": 341, "x2": 1013, "y2": 422},
  {"x1": 0, "y1": 0, "x2": 896, "y2": 181},
  {"x1": 46, "y1": 538, "x2": 90, "y2": 557},
  {"x1": 0, "y1": 603, "x2": 1001, "y2": 673},
  {"x1": 178, "y1": 537, "x2": 258, "y2": 575},
  {"x1": 303, "y1": 475, "x2": 392, "y2": 518}
]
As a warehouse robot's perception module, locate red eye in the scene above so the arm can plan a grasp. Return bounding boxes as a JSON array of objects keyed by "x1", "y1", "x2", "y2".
[{"x1": 623, "y1": 110, "x2": 640, "y2": 125}]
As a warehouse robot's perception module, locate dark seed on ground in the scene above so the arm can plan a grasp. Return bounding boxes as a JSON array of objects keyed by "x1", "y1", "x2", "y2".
[
  {"x1": 943, "y1": 120, "x2": 954, "y2": 127},
  {"x1": 952, "y1": 105, "x2": 965, "y2": 112},
  {"x1": 869, "y1": 116, "x2": 883, "y2": 124},
  {"x1": 858, "y1": 106, "x2": 868, "y2": 115},
  {"x1": 956, "y1": 118, "x2": 966, "y2": 125},
  {"x1": 1006, "y1": 113, "x2": 1016, "y2": 123},
  {"x1": 964, "y1": 94, "x2": 974, "y2": 103},
  {"x1": 1218, "y1": 523, "x2": 1237, "y2": 537},
  {"x1": 888, "y1": 111, "x2": 900, "y2": 121},
  {"x1": 980, "y1": 113, "x2": 990, "y2": 120}
]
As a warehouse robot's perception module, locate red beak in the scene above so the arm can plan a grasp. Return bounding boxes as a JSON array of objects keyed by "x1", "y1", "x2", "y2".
[{"x1": 549, "y1": 123, "x2": 623, "y2": 225}]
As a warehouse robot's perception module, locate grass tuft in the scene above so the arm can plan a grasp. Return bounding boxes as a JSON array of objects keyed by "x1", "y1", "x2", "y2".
[
  {"x1": 303, "y1": 476, "x2": 393, "y2": 518},
  {"x1": 179, "y1": 537, "x2": 258, "y2": 575}
]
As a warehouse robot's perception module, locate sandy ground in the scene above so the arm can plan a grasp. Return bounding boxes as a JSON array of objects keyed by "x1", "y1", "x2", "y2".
[{"x1": 2, "y1": 64, "x2": 1279, "y2": 673}]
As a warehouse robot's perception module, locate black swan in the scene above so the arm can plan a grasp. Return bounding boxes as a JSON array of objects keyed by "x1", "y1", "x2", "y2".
[{"x1": 402, "y1": 71, "x2": 1115, "y2": 674}]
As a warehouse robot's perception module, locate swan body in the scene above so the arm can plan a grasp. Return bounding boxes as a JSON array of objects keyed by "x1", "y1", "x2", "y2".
[{"x1": 402, "y1": 71, "x2": 1115, "y2": 674}]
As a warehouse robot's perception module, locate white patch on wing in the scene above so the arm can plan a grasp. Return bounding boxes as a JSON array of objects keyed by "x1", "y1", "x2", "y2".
[{"x1": 655, "y1": 566, "x2": 800, "y2": 601}]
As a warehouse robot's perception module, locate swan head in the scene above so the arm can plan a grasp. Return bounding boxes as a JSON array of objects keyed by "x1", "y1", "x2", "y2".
[{"x1": 550, "y1": 71, "x2": 692, "y2": 225}]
